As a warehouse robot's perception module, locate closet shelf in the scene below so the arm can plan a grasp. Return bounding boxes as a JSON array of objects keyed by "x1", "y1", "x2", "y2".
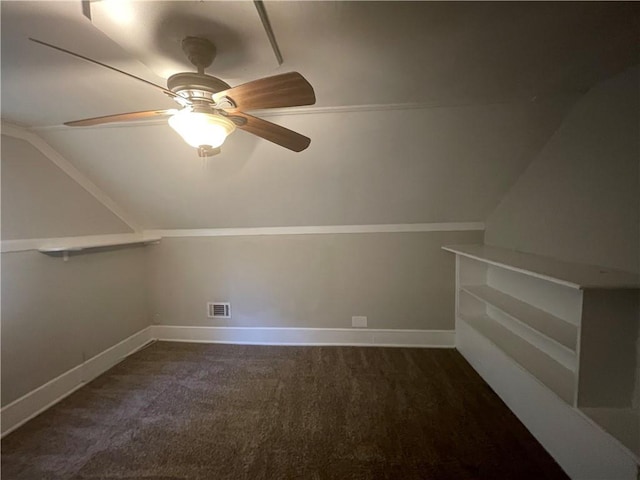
[
  {"x1": 461, "y1": 284, "x2": 577, "y2": 350},
  {"x1": 39, "y1": 236, "x2": 160, "y2": 256},
  {"x1": 443, "y1": 244, "x2": 640, "y2": 289}
]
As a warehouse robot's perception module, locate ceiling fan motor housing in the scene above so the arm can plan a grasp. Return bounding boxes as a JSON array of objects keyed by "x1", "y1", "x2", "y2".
[{"x1": 167, "y1": 73, "x2": 231, "y2": 100}]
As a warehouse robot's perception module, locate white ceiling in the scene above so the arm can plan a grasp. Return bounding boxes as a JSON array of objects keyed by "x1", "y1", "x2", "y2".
[{"x1": 1, "y1": 1, "x2": 638, "y2": 229}]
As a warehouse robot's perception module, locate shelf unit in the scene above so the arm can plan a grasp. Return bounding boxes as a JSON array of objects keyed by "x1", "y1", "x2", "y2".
[{"x1": 444, "y1": 244, "x2": 640, "y2": 474}]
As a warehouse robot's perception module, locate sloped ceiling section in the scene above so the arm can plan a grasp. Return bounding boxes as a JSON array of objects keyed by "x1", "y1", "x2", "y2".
[
  {"x1": 38, "y1": 98, "x2": 577, "y2": 229},
  {"x1": 1, "y1": 1, "x2": 638, "y2": 229},
  {"x1": 1, "y1": 134, "x2": 132, "y2": 239}
]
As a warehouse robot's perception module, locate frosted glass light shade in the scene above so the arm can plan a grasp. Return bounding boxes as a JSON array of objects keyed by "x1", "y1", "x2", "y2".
[{"x1": 168, "y1": 109, "x2": 236, "y2": 149}]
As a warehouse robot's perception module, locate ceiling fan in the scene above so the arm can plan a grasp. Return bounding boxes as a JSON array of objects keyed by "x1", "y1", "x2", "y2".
[{"x1": 30, "y1": 36, "x2": 316, "y2": 156}]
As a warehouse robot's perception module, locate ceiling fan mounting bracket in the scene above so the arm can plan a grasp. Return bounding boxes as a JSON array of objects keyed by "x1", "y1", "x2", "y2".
[{"x1": 182, "y1": 36, "x2": 216, "y2": 73}]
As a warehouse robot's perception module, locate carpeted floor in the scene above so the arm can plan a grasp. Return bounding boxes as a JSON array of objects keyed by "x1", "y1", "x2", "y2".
[{"x1": 2, "y1": 341, "x2": 567, "y2": 479}]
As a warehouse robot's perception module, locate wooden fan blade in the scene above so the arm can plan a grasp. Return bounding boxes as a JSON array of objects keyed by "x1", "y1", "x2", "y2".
[
  {"x1": 214, "y1": 72, "x2": 315, "y2": 111},
  {"x1": 65, "y1": 109, "x2": 176, "y2": 127},
  {"x1": 230, "y1": 112, "x2": 310, "y2": 152},
  {"x1": 29, "y1": 38, "x2": 178, "y2": 99}
]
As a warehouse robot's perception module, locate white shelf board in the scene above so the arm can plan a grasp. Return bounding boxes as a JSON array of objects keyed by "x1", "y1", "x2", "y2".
[
  {"x1": 461, "y1": 285, "x2": 577, "y2": 350},
  {"x1": 459, "y1": 289, "x2": 576, "y2": 371},
  {"x1": 458, "y1": 313, "x2": 575, "y2": 404},
  {"x1": 457, "y1": 319, "x2": 640, "y2": 479},
  {"x1": 39, "y1": 236, "x2": 160, "y2": 254},
  {"x1": 580, "y1": 407, "x2": 640, "y2": 463},
  {"x1": 443, "y1": 244, "x2": 640, "y2": 290}
]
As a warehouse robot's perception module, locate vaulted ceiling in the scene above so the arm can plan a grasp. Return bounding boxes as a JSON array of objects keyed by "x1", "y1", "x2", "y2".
[{"x1": 2, "y1": 1, "x2": 638, "y2": 229}]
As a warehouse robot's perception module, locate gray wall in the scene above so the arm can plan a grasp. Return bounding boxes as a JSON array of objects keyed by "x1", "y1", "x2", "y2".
[
  {"x1": 1, "y1": 129, "x2": 483, "y2": 406},
  {"x1": 1, "y1": 248, "x2": 150, "y2": 405},
  {"x1": 148, "y1": 230, "x2": 483, "y2": 330},
  {"x1": 485, "y1": 67, "x2": 640, "y2": 274},
  {"x1": 1, "y1": 135, "x2": 149, "y2": 406},
  {"x1": 1, "y1": 135, "x2": 131, "y2": 240}
]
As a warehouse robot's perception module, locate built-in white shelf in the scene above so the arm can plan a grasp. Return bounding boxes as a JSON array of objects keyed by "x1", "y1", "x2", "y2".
[
  {"x1": 461, "y1": 284, "x2": 577, "y2": 351},
  {"x1": 459, "y1": 312, "x2": 575, "y2": 404},
  {"x1": 458, "y1": 289, "x2": 576, "y2": 372},
  {"x1": 445, "y1": 244, "x2": 640, "y2": 474},
  {"x1": 443, "y1": 244, "x2": 640, "y2": 289}
]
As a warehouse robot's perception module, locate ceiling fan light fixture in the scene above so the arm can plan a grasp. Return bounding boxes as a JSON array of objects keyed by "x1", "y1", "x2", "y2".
[
  {"x1": 168, "y1": 109, "x2": 236, "y2": 151},
  {"x1": 30, "y1": 38, "x2": 315, "y2": 153}
]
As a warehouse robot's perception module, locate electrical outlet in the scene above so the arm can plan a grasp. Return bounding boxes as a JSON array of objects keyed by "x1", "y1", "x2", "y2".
[{"x1": 352, "y1": 316, "x2": 367, "y2": 328}]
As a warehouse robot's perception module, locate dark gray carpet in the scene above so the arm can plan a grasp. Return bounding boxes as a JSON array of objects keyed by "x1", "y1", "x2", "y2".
[{"x1": 2, "y1": 342, "x2": 567, "y2": 479}]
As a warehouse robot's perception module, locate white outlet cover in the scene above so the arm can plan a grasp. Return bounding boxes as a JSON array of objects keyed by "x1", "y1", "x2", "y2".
[{"x1": 352, "y1": 316, "x2": 368, "y2": 328}]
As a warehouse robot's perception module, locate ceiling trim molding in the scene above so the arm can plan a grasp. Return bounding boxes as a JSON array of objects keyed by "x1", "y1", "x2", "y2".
[
  {"x1": 28, "y1": 95, "x2": 558, "y2": 132},
  {"x1": 2, "y1": 224, "x2": 486, "y2": 251},
  {"x1": 250, "y1": 99, "x2": 529, "y2": 117},
  {"x1": 144, "y1": 222, "x2": 485, "y2": 239},
  {"x1": 1, "y1": 123, "x2": 142, "y2": 232},
  {"x1": 237, "y1": 91, "x2": 581, "y2": 118}
]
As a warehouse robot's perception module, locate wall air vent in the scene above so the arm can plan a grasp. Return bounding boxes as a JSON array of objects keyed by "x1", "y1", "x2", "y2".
[{"x1": 207, "y1": 302, "x2": 231, "y2": 319}]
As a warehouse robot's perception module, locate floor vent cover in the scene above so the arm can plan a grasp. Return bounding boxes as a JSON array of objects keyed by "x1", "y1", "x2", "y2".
[{"x1": 207, "y1": 302, "x2": 231, "y2": 319}]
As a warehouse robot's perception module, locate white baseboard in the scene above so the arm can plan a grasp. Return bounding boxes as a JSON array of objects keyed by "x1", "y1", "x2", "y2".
[
  {"x1": 456, "y1": 319, "x2": 638, "y2": 480},
  {"x1": 1, "y1": 327, "x2": 154, "y2": 437},
  {"x1": 151, "y1": 325, "x2": 455, "y2": 348},
  {"x1": 0, "y1": 325, "x2": 451, "y2": 437},
  {"x1": 4, "y1": 319, "x2": 635, "y2": 478}
]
